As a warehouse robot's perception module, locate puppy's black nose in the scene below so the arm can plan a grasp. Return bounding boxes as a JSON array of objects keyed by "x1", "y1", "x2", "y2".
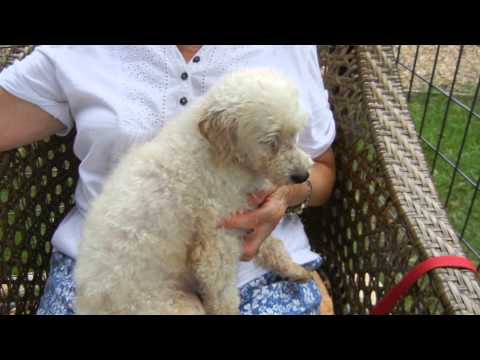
[{"x1": 290, "y1": 172, "x2": 309, "y2": 184}]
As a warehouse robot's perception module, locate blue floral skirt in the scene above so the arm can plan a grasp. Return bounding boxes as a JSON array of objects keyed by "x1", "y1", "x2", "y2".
[{"x1": 37, "y1": 251, "x2": 322, "y2": 315}]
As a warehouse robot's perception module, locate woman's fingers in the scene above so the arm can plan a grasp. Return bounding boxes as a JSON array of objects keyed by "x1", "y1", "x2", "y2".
[
  {"x1": 249, "y1": 186, "x2": 279, "y2": 206},
  {"x1": 222, "y1": 196, "x2": 286, "y2": 231},
  {"x1": 221, "y1": 187, "x2": 289, "y2": 261},
  {"x1": 240, "y1": 224, "x2": 272, "y2": 261},
  {"x1": 222, "y1": 208, "x2": 264, "y2": 230},
  {"x1": 247, "y1": 189, "x2": 273, "y2": 207},
  {"x1": 239, "y1": 229, "x2": 260, "y2": 261}
]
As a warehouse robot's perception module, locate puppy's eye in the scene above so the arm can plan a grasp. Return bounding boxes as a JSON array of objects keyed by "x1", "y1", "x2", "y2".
[
  {"x1": 260, "y1": 139, "x2": 279, "y2": 154},
  {"x1": 269, "y1": 141, "x2": 279, "y2": 153}
]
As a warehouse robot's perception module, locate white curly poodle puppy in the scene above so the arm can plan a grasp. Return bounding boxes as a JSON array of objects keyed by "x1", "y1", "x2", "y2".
[{"x1": 74, "y1": 68, "x2": 315, "y2": 315}]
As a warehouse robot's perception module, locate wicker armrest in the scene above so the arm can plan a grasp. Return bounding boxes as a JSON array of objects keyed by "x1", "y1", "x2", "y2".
[{"x1": 304, "y1": 45, "x2": 480, "y2": 314}]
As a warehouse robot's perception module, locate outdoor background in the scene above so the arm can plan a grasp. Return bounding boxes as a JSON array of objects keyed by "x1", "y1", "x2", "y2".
[{"x1": 394, "y1": 45, "x2": 480, "y2": 268}]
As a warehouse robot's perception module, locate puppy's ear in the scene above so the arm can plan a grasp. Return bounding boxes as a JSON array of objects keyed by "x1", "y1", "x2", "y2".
[{"x1": 198, "y1": 109, "x2": 238, "y2": 164}]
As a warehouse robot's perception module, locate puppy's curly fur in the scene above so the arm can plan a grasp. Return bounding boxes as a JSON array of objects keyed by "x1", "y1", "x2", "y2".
[{"x1": 74, "y1": 69, "x2": 315, "y2": 314}]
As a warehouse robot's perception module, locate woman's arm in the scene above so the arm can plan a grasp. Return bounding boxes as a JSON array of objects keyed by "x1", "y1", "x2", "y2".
[
  {"x1": 0, "y1": 88, "x2": 66, "y2": 152},
  {"x1": 222, "y1": 147, "x2": 336, "y2": 261}
]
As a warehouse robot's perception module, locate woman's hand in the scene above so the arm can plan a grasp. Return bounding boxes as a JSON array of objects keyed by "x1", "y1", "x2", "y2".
[
  {"x1": 219, "y1": 147, "x2": 336, "y2": 262},
  {"x1": 221, "y1": 187, "x2": 289, "y2": 261}
]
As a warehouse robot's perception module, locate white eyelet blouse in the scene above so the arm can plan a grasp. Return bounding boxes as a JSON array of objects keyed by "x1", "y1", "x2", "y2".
[{"x1": 0, "y1": 45, "x2": 336, "y2": 287}]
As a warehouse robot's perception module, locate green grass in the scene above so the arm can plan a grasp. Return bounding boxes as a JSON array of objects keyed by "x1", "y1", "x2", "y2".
[{"x1": 408, "y1": 89, "x2": 480, "y2": 265}]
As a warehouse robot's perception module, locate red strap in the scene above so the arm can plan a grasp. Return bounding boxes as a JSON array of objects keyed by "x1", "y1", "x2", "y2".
[{"x1": 370, "y1": 256, "x2": 477, "y2": 315}]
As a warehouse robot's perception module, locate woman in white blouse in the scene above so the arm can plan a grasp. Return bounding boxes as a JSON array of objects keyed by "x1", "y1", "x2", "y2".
[{"x1": 0, "y1": 45, "x2": 336, "y2": 315}]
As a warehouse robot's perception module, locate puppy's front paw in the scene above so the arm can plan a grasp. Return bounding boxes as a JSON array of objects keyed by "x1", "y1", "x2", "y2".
[
  {"x1": 287, "y1": 266, "x2": 314, "y2": 283},
  {"x1": 205, "y1": 303, "x2": 240, "y2": 315},
  {"x1": 203, "y1": 295, "x2": 240, "y2": 315}
]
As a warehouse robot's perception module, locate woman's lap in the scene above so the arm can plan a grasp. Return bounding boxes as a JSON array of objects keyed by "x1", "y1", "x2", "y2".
[
  {"x1": 239, "y1": 259, "x2": 322, "y2": 315},
  {"x1": 36, "y1": 252, "x2": 322, "y2": 315},
  {"x1": 36, "y1": 252, "x2": 76, "y2": 315}
]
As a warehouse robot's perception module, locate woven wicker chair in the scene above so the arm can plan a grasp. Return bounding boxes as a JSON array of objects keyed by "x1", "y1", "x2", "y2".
[{"x1": 1, "y1": 45, "x2": 479, "y2": 315}]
